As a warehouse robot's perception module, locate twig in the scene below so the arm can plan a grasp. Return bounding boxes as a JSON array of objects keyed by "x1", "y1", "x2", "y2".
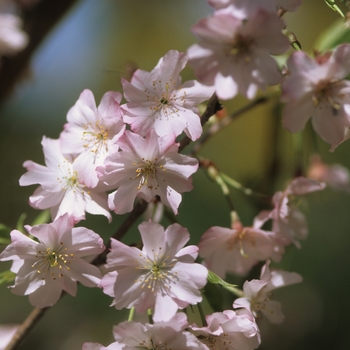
[
  {"x1": 179, "y1": 93, "x2": 221, "y2": 152},
  {"x1": 0, "y1": 0, "x2": 77, "y2": 102},
  {"x1": 5, "y1": 307, "x2": 48, "y2": 350},
  {"x1": 191, "y1": 96, "x2": 268, "y2": 155}
]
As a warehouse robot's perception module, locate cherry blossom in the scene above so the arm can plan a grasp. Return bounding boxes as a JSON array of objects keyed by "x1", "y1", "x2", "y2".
[
  {"x1": 0, "y1": 214, "x2": 105, "y2": 308},
  {"x1": 0, "y1": 325, "x2": 19, "y2": 350},
  {"x1": 83, "y1": 314, "x2": 207, "y2": 350},
  {"x1": 100, "y1": 221, "x2": 208, "y2": 322},
  {"x1": 282, "y1": 45, "x2": 350, "y2": 151},
  {"x1": 199, "y1": 218, "x2": 285, "y2": 277},
  {"x1": 190, "y1": 308, "x2": 260, "y2": 350},
  {"x1": 60, "y1": 89, "x2": 125, "y2": 188},
  {"x1": 187, "y1": 9, "x2": 289, "y2": 100},
  {"x1": 233, "y1": 260, "x2": 302, "y2": 323},
  {"x1": 97, "y1": 130, "x2": 198, "y2": 215},
  {"x1": 19, "y1": 137, "x2": 111, "y2": 222},
  {"x1": 307, "y1": 155, "x2": 350, "y2": 193},
  {"x1": 121, "y1": 50, "x2": 213, "y2": 141},
  {"x1": 254, "y1": 177, "x2": 325, "y2": 247},
  {"x1": 0, "y1": 13, "x2": 28, "y2": 58}
]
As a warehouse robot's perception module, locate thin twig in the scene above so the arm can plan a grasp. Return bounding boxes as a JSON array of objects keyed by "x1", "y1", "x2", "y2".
[
  {"x1": 5, "y1": 307, "x2": 48, "y2": 350},
  {"x1": 179, "y1": 93, "x2": 221, "y2": 152},
  {"x1": 191, "y1": 96, "x2": 269, "y2": 156}
]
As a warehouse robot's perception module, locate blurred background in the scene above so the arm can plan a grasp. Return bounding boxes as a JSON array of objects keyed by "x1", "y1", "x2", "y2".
[{"x1": 1, "y1": 0, "x2": 350, "y2": 349}]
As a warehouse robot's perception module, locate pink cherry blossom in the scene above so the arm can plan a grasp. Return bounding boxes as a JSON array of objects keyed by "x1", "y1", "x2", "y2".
[
  {"x1": 198, "y1": 218, "x2": 285, "y2": 278},
  {"x1": 0, "y1": 13, "x2": 28, "y2": 58},
  {"x1": 121, "y1": 50, "x2": 213, "y2": 141},
  {"x1": 233, "y1": 260, "x2": 302, "y2": 323},
  {"x1": 83, "y1": 314, "x2": 207, "y2": 350},
  {"x1": 254, "y1": 177, "x2": 326, "y2": 247},
  {"x1": 0, "y1": 325, "x2": 19, "y2": 350},
  {"x1": 60, "y1": 89, "x2": 125, "y2": 188},
  {"x1": 100, "y1": 221, "x2": 208, "y2": 322},
  {"x1": 19, "y1": 136, "x2": 112, "y2": 222},
  {"x1": 282, "y1": 45, "x2": 350, "y2": 151},
  {"x1": 97, "y1": 130, "x2": 198, "y2": 215},
  {"x1": 187, "y1": 9, "x2": 289, "y2": 100},
  {"x1": 307, "y1": 155, "x2": 350, "y2": 193},
  {"x1": 190, "y1": 308, "x2": 260, "y2": 350},
  {"x1": 0, "y1": 214, "x2": 105, "y2": 308}
]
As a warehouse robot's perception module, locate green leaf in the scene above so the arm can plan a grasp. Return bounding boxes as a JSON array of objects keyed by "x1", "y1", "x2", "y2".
[
  {"x1": 207, "y1": 270, "x2": 243, "y2": 297},
  {"x1": 0, "y1": 270, "x2": 16, "y2": 285},
  {"x1": 314, "y1": 18, "x2": 350, "y2": 51},
  {"x1": 324, "y1": 0, "x2": 345, "y2": 17},
  {"x1": 0, "y1": 223, "x2": 11, "y2": 245},
  {"x1": 16, "y1": 213, "x2": 27, "y2": 233},
  {"x1": 31, "y1": 210, "x2": 50, "y2": 226}
]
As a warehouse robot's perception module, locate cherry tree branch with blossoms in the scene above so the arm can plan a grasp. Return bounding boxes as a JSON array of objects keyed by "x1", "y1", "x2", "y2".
[{"x1": 1, "y1": 0, "x2": 350, "y2": 349}]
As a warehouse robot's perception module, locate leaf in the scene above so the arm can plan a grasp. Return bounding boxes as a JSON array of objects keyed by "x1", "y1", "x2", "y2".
[
  {"x1": 314, "y1": 18, "x2": 350, "y2": 51},
  {"x1": 324, "y1": 0, "x2": 345, "y2": 17},
  {"x1": 16, "y1": 213, "x2": 27, "y2": 233},
  {"x1": 0, "y1": 270, "x2": 16, "y2": 285},
  {"x1": 31, "y1": 210, "x2": 50, "y2": 226},
  {"x1": 207, "y1": 270, "x2": 243, "y2": 297}
]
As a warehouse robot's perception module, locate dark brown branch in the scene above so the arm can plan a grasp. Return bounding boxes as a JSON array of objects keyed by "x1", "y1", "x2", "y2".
[
  {"x1": 191, "y1": 96, "x2": 268, "y2": 156},
  {"x1": 92, "y1": 199, "x2": 148, "y2": 266},
  {"x1": 179, "y1": 93, "x2": 221, "y2": 152},
  {"x1": 5, "y1": 307, "x2": 48, "y2": 350},
  {"x1": 0, "y1": 0, "x2": 77, "y2": 102}
]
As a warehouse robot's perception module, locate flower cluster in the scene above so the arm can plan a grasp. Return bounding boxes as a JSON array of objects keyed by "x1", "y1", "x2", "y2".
[{"x1": 4, "y1": 0, "x2": 350, "y2": 349}]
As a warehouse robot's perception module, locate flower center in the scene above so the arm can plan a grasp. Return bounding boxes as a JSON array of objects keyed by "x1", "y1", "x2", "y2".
[
  {"x1": 144, "y1": 79, "x2": 187, "y2": 119},
  {"x1": 132, "y1": 158, "x2": 166, "y2": 190},
  {"x1": 312, "y1": 80, "x2": 343, "y2": 114},
  {"x1": 225, "y1": 33, "x2": 254, "y2": 62},
  {"x1": 82, "y1": 120, "x2": 109, "y2": 161},
  {"x1": 200, "y1": 334, "x2": 231, "y2": 348},
  {"x1": 135, "y1": 247, "x2": 178, "y2": 293},
  {"x1": 57, "y1": 160, "x2": 87, "y2": 195},
  {"x1": 32, "y1": 242, "x2": 74, "y2": 280}
]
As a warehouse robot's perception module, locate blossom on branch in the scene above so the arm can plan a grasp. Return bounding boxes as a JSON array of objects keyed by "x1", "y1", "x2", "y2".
[
  {"x1": 282, "y1": 45, "x2": 350, "y2": 151},
  {"x1": 187, "y1": 9, "x2": 289, "y2": 100},
  {"x1": 307, "y1": 155, "x2": 350, "y2": 193},
  {"x1": 190, "y1": 308, "x2": 260, "y2": 350},
  {"x1": 60, "y1": 89, "x2": 125, "y2": 188},
  {"x1": 0, "y1": 214, "x2": 105, "y2": 308},
  {"x1": 199, "y1": 219, "x2": 285, "y2": 277},
  {"x1": 100, "y1": 221, "x2": 208, "y2": 322},
  {"x1": 233, "y1": 260, "x2": 302, "y2": 323},
  {"x1": 0, "y1": 13, "x2": 28, "y2": 58},
  {"x1": 254, "y1": 177, "x2": 326, "y2": 247},
  {"x1": 97, "y1": 130, "x2": 198, "y2": 215},
  {"x1": 19, "y1": 137, "x2": 111, "y2": 223},
  {"x1": 83, "y1": 313, "x2": 208, "y2": 350},
  {"x1": 121, "y1": 50, "x2": 213, "y2": 141}
]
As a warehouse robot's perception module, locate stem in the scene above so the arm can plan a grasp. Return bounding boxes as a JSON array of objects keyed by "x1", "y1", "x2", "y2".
[
  {"x1": 179, "y1": 93, "x2": 221, "y2": 152},
  {"x1": 197, "y1": 303, "x2": 207, "y2": 327},
  {"x1": 5, "y1": 307, "x2": 48, "y2": 350},
  {"x1": 128, "y1": 307, "x2": 135, "y2": 322},
  {"x1": 92, "y1": 199, "x2": 148, "y2": 266},
  {"x1": 0, "y1": 0, "x2": 78, "y2": 103},
  {"x1": 191, "y1": 96, "x2": 268, "y2": 156}
]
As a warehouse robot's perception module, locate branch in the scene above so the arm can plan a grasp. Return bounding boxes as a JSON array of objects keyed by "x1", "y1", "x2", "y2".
[
  {"x1": 0, "y1": 0, "x2": 77, "y2": 102},
  {"x1": 179, "y1": 93, "x2": 221, "y2": 152},
  {"x1": 5, "y1": 307, "x2": 48, "y2": 350},
  {"x1": 191, "y1": 96, "x2": 268, "y2": 155}
]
